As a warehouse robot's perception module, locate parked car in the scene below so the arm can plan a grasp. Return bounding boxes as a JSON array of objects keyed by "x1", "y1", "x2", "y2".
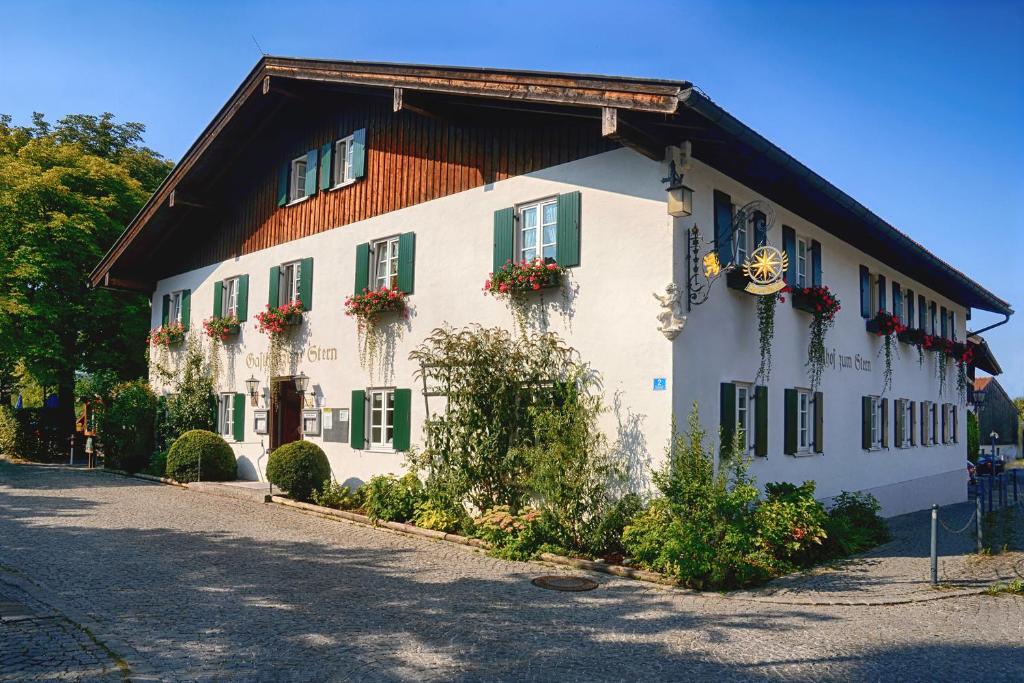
[
  {"x1": 967, "y1": 460, "x2": 977, "y2": 485},
  {"x1": 975, "y1": 455, "x2": 1005, "y2": 476}
]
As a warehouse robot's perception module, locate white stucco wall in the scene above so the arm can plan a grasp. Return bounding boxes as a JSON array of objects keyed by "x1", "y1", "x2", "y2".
[
  {"x1": 672, "y1": 159, "x2": 970, "y2": 515},
  {"x1": 151, "y1": 149, "x2": 674, "y2": 487},
  {"x1": 151, "y1": 148, "x2": 974, "y2": 516}
]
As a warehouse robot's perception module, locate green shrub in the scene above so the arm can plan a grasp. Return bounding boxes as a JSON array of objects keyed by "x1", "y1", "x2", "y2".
[
  {"x1": 0, "y1": 408, "x2": 63, "y2": 462},
  {"x1": 266, "y1": 441, "x2": 331, "y2": 502},
  {"x1": 310, "y1": 478, "x2": 365, "y2": 511},
  {"x1": 98, "y1": 380, "x2": 158, "y2": 473},
  {"x1": 156, "y1": 343, "x2": 216, "y2": 453},
  {"x1": 165, "y1": 430, "x2": 237, "y2": 483},
  {"x1": 822, "y1": 491, "x2": 890, "y2": 556},
  {"x1": 413, "y1": 498, "x2": 472, "y2": 533},
  {"x1": 364, "y1": 473, "x2": 424, "y2": 522},
  {"x1": 755, "y1": 481, "x2": 828, "y2": 571},
  {"x1": 0, "y1": 406, "x2": 17, "y2": 456},
  {"x1": 592, "y1": 492, "x2": 644, "y2": 557},
  {"x1": 473, "y1": 505, "x2": 547, "y2": 560}
]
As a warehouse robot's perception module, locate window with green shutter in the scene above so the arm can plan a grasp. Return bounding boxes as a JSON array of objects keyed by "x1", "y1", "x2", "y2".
[
  {"x1": 859, "y1": 266, "x2": 871, "y2": 318},
  {"x1": 813, "y1": 391, "x2": 824, "y2": 453},
  {"x1": 351, "y1": 128, "x2": 367, "y2": 180},
  {"x1": 303, "y1": 148, "x2": 319, "y2": 198},
  {"x1": 299, "y1": 257, "x2": 313, "y2": 312},
  {"x1": 236, "y1": 274, "x2": 249, "y2": 322},
  {"x1": 319, "y1": 141, "x2": 333, "y2": 191},
  {"x1": 350, "y1": 390, "x2": 366, "y2": 449},
  {"x1": 397, "y1": 232, "x2": 416, "y2": 294},
  {"x1": 492, "y1": 207, "x2": 515, "y2": 272},
  {"x1": 555, "y1": 191, "x2": 581, "y2": 267},
  {"x1": 392, "y1": 388, "x2": 412, "y2": 452},
  {"x1": 268, "y1": 266, "x2": 280, "y2": 308},
  {"x1": 719, "y1": 382, "x2": 736, "y2": 454},
  {"x1": 354, "y1": 242, "x2": 370, "y2": 295},
  {"x1": 784, "y1": 388, "x2": 797, "y2": 455},
  {"x1": 213, "y1": 281, "x2": 224, "y2": 318},
  {"x1": 782, "y1": 226, "x2": 796, "y2": 286},
  {"x1": 233, "y1": 393, "x2": 245, "y2": 442},
  {"x1": 754, "y1": 385, "x2": 768, "y2": 457},
  {"x1": 180, "y1": 290, "x2": 191, "y2": 331}
]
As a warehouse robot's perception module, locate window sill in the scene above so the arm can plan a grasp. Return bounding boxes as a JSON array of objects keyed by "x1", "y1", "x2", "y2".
[
  {"x1": 328, "y1": 179, "x2": 358, "y2": 192},
  {"x1": 367, "y1": 446, "x2": 397, "y2": 455},
  {"x1": 286, "y1": 195, "x2": 311, "y2": 207},
  {"x1": 792, "y1": 450, "x2": 821, "y2": 458}
]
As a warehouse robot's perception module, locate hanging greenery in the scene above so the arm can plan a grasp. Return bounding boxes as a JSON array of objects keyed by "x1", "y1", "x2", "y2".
[
  {"x1": 792, "y1": 285, "x2": 842, "y2": 391},
  {"x1": 756, "y1": 292, "x2": 781, "y2": 383},
  {"x1": 345, "y1": 286, "x2": 408, "y2": 376},
  {"x1": 484, "y1": 258, "x2": 567, "y2": 334},
  {"x1": 866, "y1": 311, "x2": 906, "y2": 394},
  {"x1": 202, "y1": 314, "x2": 240, "y2": 388},
  {"x1": 254, "y1": 301, "x2": 303, "y2": 386}
]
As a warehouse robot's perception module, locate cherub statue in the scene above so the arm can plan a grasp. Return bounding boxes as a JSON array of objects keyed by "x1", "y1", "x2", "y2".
[{"x1": 653, "y1": 283, "x2": 687, "y2": 340}]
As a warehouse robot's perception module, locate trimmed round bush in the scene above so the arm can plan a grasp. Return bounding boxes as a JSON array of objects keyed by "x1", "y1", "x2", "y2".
[
  {"x1": 165, "y1": 430, "x2": 237, "y2": 483},
  {"x1": 266, "y1": 441, "x2": 331, "y2": 502}
]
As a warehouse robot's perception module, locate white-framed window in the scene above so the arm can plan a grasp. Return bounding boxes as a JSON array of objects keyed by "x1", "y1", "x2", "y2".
[
  {"x1": 796, "y1": 237, "x2": 810, "y2": 288},
  {"x1": 518, "y1": 198, "x2": 558, "y2": 262},
  {"x1": 902, "y1": 400, "x2": 913, "y2": 447},
  {"x1": 797, "y1": 389, "x2": 814, "y2": 452},
  {"x1": 870, "y1": 396, "x2": 883, "y2": 449},
  {"x1": 289, "y1": 155, "x2": 308, "y2": 203},
  {"x1": 169, "y1": 290, "x2": 184, "y2": 324},
  {"x1": 735, "y1": 383, "x2": 755, "y2": 452},
  {"x1": 735, "y1": 208, "x2": 748, "y2": 265},
  {"x1": 333, "y1": 134, "x2": 355, "y2": 188},
  {"x1": 368, "y1": 388, "x2": 395, "y2": 450},
  {"x1": 372, "y1": 236, "x2": 400, "y2": 290},
  {"x1": 930, "y1": 403, "x2": 938, "y2": 445},
  {"x1": 221, "y1": 276, "x2": 240, "y2": 318},
  {"x1": 281, "y1": 261, "x2": 302, "y2": 306},
  {"x1": 218, "y1": 393, "x2": 234, "y2": 439}
]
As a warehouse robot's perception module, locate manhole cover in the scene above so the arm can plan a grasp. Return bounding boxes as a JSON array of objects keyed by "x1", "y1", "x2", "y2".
[{"x1": 531, "y1": 575, "x2": 599, "y2": 592}]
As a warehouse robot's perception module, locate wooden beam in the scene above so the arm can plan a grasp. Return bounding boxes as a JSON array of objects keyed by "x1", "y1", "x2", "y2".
[
  {"x1": 392, "y1": 87, "x2": 442, "y2": 120},
  {"x1": 168, "y1": 188, "x2": 207, "y2": 210},
  {"x1": 601, "y1": 107, "x2": 664, "y2": 160},
  {"x1": 101, "y1": 273, "x2": 150, "y2": 294}
]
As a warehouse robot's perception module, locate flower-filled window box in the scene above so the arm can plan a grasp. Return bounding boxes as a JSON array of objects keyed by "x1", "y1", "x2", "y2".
[
  {"x1": 484, "y1": 258, "x2": 565, "y2": 298},
  {"x1": 866, "y1": 311, "x2": 906, "y2": 393},
  {"x1": 790, "y1": 285, "x2": 839, "y2": 316},
  {"x1": 255, "y1": 300, "x2": 304, "y2": 337},
  {"x1": 344, "y1": 287, "x2": 408, "y2": 322},
  {"x1": 726, "y1": 268, "x2": 751, "y2": 292},
  {"x1": 897, "y1": 327, "x2": 925, "y2": 346},
  {"x1": 203, "y1": 315, "x2": 241, "y2": 342},
  {"x1": 147, "y1": 322, "x2": 185, "y2": 348}
]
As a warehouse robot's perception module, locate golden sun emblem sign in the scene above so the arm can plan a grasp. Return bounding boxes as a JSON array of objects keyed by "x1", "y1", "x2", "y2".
[{"x1": 741, "y1": 245, "x2": 788, "y2": 295}]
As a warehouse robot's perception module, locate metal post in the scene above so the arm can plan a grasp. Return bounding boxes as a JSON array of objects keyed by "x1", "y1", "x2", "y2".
[
  {"x1": 930, "y1": 505, "x2": 939, "y2": 586},
  {"x1": 976, "y1": 495, "x2": 983, "y2": 553},
  {"x1": 988, "y1": 474, "x2": 994, "y2": 513},
  {"x1": 197, "y1": 448, "x2": 202, "y2": 483},
  {"x1": 1013, "y1": 470, "x2": 1019, "y2": 503}
]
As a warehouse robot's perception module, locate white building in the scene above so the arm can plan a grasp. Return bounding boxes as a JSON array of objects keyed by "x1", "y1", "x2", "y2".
[{"x1": 91, "y1": 58, "x2": 1012, "y2": 516}]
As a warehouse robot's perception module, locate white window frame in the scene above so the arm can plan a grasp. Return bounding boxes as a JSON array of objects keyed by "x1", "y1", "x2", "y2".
[
  {"x1": 735, "y1": 207, "x2": 749, "y2": 265},
  {"x1": 218, "y1": 393, "x2": 234, "y2": 440},
  {"x1": 367, "y1": 388, "x2": 395, "y2": 451},
  {"x1": 371, "y1": 236, "x2": 400, "y2": 291},
  {"x1": 735, "y1": 383, "x2": 755, "y2": 452},
  {"x1": 280, "y1": 261, "x2": 302, "y2": 306},
  {"x1": 169, "y1": 290, "x2": 184, "y2": 325},
  {"x1": 797, "y1": 389, "x2": 814, "y2": 453},
  {"x1": 332, "y1": 134, "x2": 356, "y2": 189},
  {"x1": 221, "y1": 276, "x2": 240, "y2": 318},
  {"x1": 289, "y1": 155, "x2": 308, "y2": 203},
  {"x1": 870, "y1": 396, "x2": 882, "y2": 449},
  {"x1": 902, "y1": 400, "x2": 913, "y2": 448},
  {"x1": 517, "y1": 197, "x2": 558, "y2": 263},
  {"x1": 796, "y1": 237, "x2": 810, "y2": 288}
]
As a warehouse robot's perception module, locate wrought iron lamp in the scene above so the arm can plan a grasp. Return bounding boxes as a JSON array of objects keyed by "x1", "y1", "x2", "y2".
[
  {"x1": 245, "y1": 375, "x2": 260, "y2": 406},
  {"x1": 662, "y1": 159, "x2": 693, "y2": 218}
]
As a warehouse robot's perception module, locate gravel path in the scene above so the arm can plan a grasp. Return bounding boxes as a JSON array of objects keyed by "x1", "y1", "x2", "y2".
[{"x1": 1, "y1": 461, "x2": 1023, "y2": 682}]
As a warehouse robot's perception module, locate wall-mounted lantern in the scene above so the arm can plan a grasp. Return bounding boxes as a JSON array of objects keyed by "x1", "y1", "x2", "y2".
[
  {"x1": 663, "y1": 143, "x2": 694, "y2": 217},
  {"x1": 294, "y1": 372, "x2": 310, "y2": 396},
  {"x1": 245, "y1": 375, "x2": 260, "y2": 406}
]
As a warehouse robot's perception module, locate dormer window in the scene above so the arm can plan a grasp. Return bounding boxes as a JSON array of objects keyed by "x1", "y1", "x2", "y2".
[{"x1": 289, "y1": 155, "x2": 308, "y2": 203}]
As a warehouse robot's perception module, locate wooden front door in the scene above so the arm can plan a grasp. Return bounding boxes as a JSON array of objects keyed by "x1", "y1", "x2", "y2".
[{"x1": 271, "y1": 377, "x2": 302, "y2": 451}]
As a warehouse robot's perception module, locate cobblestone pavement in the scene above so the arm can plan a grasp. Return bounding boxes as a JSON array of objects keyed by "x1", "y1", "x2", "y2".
[
  {"x1": 0, "y1": 576, "x2": 124, "y2": 681},
  {"x1": 2, "y1": 462, "x2": 1023, "y2": 682}
]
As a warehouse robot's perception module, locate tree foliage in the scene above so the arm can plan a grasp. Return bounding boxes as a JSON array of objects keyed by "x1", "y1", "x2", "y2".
[
  {"x1": 0, "y1": 112, "x2": 171, "y2": 435},
  {"x1": 967, "y1": 410, "x2": 980, "y2": 462}
]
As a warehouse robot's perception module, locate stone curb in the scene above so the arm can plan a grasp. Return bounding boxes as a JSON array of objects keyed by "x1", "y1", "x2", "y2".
[
  {"x1": 99, "y1": 468, "x2": 187, "y2": 488},
  {"x1": 58, "y1": 463, "x2": 1015, "y2": 607},
  {"x1": 0, "y1": 570, "x2": 162, "y2": 682}
]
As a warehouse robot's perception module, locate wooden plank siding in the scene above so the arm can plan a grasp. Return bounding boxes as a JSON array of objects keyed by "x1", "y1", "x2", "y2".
[{"x1": 169, "y1": 96, "x2": 615, "y2": 278}]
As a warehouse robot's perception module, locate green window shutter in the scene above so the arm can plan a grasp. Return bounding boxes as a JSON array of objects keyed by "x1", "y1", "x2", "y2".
[
  {"x1": 350, "y1": 390, "x2": 366, "y2": 449},
  {"x1": 784, "y1": 388, "x2": 797, "y2": 455},
  {"x1": 906, "y1": 289, "x2": 915, "y2": 328},
  {"x1": 877, "y1": 275, "x2": 887, "y2": 313},
  {"x1": 813, "y1": 391, "x2": 824, "y2": 453},
  {"x1": 299, "y1": 257, "x2": 314, "y2": 312},
  {"x1": 236, "y1": 275, "x2": 249, "y2": 322},
  {"x1": 754, "y1": 385, "x2": 768, "y2": 457},
  {"x1": 493, "y1": 207, "x2": 515, "y2": 272},
  {"x1": 180, "y1": 289, "x2": 191, "y2": 331},
  {"x1": 859, "y1": 266, "x2": 871, "y2": 318},
  {"x1": 268, "y1": 266, "x2": 280, "y2": 308},
  {"x1": 213, "y1": 281, "x2": 223, "y2": 318},
  {"x1": 921, "y1": 401, "x2": 929, "y2": 445},
  {"x1": 161, "y1": 294, "x2": 170, "y2": 326},
  {"x1": 918, "y1": 295, "x2": 927, "y2": 331},
  {"x1": 555, "y1": 191, "x2": 581, "y2": 267},
  {"x1": 811, "y1": 240, "x2": 822, "y2": 287},
  {"x1": 909, "y1": 401, "x2": 917, "y2": 446},
  {"x1": 782, "y1": 226, "x2": 796, "y2": 286},
  {"x1": 277, "y1": 161, "x2": 290, "y2": 206},
  {"x1": 319, "y1": 142, "x2": 333, "y2": 191},
  {"x1": 304, "y1": 148, "x2": 319, "y2": 197},
  {"x1": 719, "y1": 382, "x2": 736, "y2": 455},
  {"x1": 862, "y1": 396, "x2": 873, "y2": 450},
  {"x1": 941, "y1": 404, "x2": 948, "y2": 443},
  {"x1": 351, "y1": 128, "x2": 367, "y2": 179},
  {"x1": 892, "y1": 282, "x2": 902, "y2": 320},
  {"x1": 940, "y1": 306, "x2": 948, "y2": 338},
  {"x1": 713, "y1": 190, "x2": 732, "y2": 266},
  {"x1": 397, "y1": 232, "x2": 416, "y2": 294},
  {"x1": 354, "y1": 242, "x2": 370, "y2": 295},
  {"x1": 881, "y1": 398, "x2": 889, "y2": 448},
  {"x1": 392, "y1": 388, "x2": 412, "y2": 452},
  {"x1": 894, "y1": 399, "x2": 904, "y2": 447},
  {"x1": 233, "y1": 393, "x2": 245, "y2": 442}
]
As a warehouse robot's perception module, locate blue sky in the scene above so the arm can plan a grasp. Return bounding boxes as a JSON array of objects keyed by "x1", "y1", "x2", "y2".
[{"x1": 2, "y1": 0, "x2": 1022, "y2": 395}]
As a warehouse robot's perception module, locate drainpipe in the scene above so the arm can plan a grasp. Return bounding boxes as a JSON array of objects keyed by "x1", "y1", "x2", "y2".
[{"x1": 968, "y1": 311, "x2": 1012, "y2": 337}]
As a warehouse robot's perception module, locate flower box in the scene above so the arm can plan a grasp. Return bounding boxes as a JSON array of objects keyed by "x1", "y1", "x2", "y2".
[
  {"x1": 203, "y1": 316, "x2": 241, "y2": 342},
  {"x1": 865, "y1": 311, "x2": 905, "y2": 337},
  {"x1": 147, "y1": 322, "x2": 186, "y2": 348},
  {"x1": 256, "y1": 301, "x2": 304, "y2": 337},
  {"x1": 726, "y1": 269, "x2": 750, "y2": 292},
  {"x1": 897, "y1": 328, "x2": 925, "y2": 346},
  {"x1": 344, "y1": 287, "x2": 408, "y2": 321},
  {"x1": 485, "y1": 258, "x2": 565, "y2": 298},
  {"x1": 788, "y1": 286, "x2": 839, "y2": 318}
]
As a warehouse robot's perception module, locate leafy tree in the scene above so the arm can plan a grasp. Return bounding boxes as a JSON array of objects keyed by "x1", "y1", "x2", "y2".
[
  {"x1": 0, "y1": 113, "x2": 171, "y2": 439},
  {"x1": 967, "y1": 410, "x2": 980, "y2": 462}
]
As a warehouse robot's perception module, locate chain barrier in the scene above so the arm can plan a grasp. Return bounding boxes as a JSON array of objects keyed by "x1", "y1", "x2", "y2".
[{"x1": 937, "y1": 509, "x2": 977, "y2": 535}]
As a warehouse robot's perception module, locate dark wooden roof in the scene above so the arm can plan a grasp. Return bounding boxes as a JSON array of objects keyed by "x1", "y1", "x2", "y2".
[{"x1": 89, "y1": 57, "x2": 1012, "y2": 318}]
